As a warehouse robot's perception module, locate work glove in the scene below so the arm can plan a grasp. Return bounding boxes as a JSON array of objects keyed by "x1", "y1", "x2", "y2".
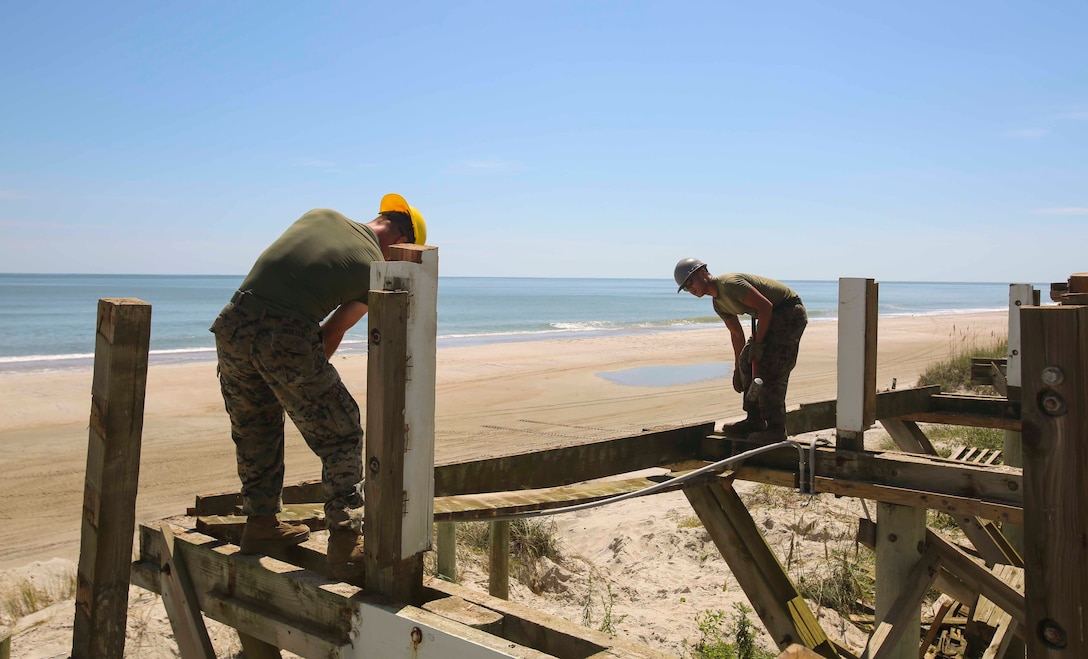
[
  {"x1": 732, "y1": 365, "x2": 744, "y2": 393},
  {"x1": 750, "y1": 341, "x2": 765, "y2": 362}
]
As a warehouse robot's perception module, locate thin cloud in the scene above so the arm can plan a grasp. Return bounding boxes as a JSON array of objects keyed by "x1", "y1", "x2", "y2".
[
  {"x1": 1001, "y1": 128, "x2": 1047, "y2": 138},
  {"x1": 1032, "y1": 207, "x2": 1088, "y2": 216},
  {"x1": 296, "y1": 157, "x2": 343, "y2": 172},
  {"x1": 0, "y1": 190, "x2": 33, "y2": 200},
  {"x1": 450, "y1": 159, "x2": 525, "y2": 175}
]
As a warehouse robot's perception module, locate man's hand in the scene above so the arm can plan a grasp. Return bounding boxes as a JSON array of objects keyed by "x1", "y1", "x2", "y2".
[
  {"x1": 750, "y1": 341, "x2": 765, "y2": 361},
  {"x1": 732, "y1": 363, "x2": 744, "y2": 393}
]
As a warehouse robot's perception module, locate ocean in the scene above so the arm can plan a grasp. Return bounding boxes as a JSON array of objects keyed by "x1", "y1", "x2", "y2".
[{"x1": 0, "y1": 274, "x2": 1024, "y2": 374}]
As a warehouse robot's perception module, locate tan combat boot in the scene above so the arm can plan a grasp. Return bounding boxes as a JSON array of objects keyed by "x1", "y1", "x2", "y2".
[
  {"x1": 328, "y1": 528, "x2": 365, "y2": 580},
  {"x1": 239, "y1": 515, "x2": 311, "y2": 554}
]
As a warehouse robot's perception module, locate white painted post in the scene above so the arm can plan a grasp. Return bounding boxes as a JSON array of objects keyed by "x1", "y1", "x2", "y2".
[
  {"x1": 370, "y1": 245, "x2": 439, "y2": 560},
  {"x1": 1003, "y1": 284, "x2": 1034, "y2": 562},
  {"x1": 836, "y1": 278, "x2": 878, "y2": 451}
]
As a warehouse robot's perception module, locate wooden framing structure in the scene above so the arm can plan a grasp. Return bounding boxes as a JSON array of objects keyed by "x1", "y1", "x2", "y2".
[{"x1": 67, "y1": 272, "x2": 1088, "y2": 658}]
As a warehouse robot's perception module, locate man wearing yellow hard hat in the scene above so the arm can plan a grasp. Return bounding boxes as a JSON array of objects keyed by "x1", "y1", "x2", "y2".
[{"x1": 209, "y1": 193, "x2": 427, "y2": 577}]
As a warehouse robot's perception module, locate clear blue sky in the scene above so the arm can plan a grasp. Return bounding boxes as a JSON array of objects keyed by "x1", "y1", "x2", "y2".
[{"x1": 2, "y1": 1, "x2": 1085, "y2": 282}]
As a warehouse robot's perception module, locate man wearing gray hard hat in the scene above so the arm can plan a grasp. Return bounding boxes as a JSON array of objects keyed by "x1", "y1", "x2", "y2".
[{"x1": 674, "y1": 258, "x2": 807, "y2": 443}]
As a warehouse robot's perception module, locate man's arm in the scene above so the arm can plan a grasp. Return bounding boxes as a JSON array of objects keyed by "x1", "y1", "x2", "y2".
[
  {"x1": 320, "y1": 301, "x2": 368, "y2": 358},
  {"x1": 742, "y1": 288, "x2": 774, "y2": 345},
  {"x1": 722, "y1": 314, "x2": 746, "y2": 358}
]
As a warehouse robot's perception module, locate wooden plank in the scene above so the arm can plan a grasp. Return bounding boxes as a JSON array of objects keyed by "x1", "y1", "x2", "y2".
[
  {"x1": 488, "y1": 520, "x2": 510, "y2": 600},
  {"x1": 156, "y1": 526, "x2": 216, "y2": 658},
  {"x1": 1020, "y1": 304, "x2": 1088, "y2": 658},
  {"x1": 72, "y1": 298, "x2": 152, "y2": 659},
  {"x1": 980, "y1": 613, "x2": 1016, "y2": 659},
  {"x1": 433, "y1": 422, "x2": 714, "y2": 497},
  {"x1": 684, "y1": 481, "x2": 838, "y2": 658},
  {"x1": 863, "y1": 543, "x2": 940, "y2": 659},
  {"x1": 920, "y1": 596, "x2": 954, "y2": 659},
  {"x1": 881, "y1": 418, "x2": 937, "y2": 456},
  {"x1": 365, "y1": 289, "x2": 423, "y2": 602},
  {"x1": 926, "y1": 530, "x2": 1025, "y2": 627}
]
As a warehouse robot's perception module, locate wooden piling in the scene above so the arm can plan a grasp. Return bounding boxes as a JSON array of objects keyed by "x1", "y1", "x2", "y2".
[
  {"x1": 488, "y1": 520, "x2": 511, "y2": 600},
  {"x1": 1021, "y1": 303, "x2": 1088, "y2": 658},
  {"x1": 71, "y1": 298, "x2": 151, "y2": 659}
]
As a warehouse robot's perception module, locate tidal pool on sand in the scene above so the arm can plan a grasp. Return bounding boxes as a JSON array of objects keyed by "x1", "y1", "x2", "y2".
[{"x1": 598, "y1": 362, "x2": 731, "y2": 387}]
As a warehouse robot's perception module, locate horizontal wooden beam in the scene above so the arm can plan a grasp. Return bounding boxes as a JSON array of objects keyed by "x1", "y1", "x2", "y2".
[
  {"x1": 193, "y1": 422, "x2": 716, "y2": 516},
  {"x1": 434, "y1": 422, "x2": 715, "y2": 496},
  {"x1": 705, "y1": 439, "x2": 1023, "y2": 516},
  {"x1": 785, "y1": 386, "x2": 940, "y2": 435}
]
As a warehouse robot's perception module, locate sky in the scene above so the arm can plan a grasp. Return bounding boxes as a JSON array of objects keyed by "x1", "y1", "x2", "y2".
[{"x1": 1, "y1": 1, "x2": 1085, "y2": 282}]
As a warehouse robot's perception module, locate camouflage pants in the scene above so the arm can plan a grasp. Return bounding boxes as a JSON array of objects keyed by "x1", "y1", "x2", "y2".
[
  {"x1": 211, "y1": 301, "x2": 364, "y2": 531},
  {"x1": 736, "y1": 300, "x2": 808, "y2": 427}
]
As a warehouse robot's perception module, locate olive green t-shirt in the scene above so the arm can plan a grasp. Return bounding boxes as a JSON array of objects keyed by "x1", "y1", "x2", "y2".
[
  {"x1": 238, "y1": 208, "x2": 384, "y2": 324},
  {"x1": 711, "y1": 273, "x2": 799, "y2": 321}
]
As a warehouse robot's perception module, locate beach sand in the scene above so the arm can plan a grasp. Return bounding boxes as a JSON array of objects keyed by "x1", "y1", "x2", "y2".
[{"x1": 0, "y1": 311, "x2": 1007, "y2": 656}]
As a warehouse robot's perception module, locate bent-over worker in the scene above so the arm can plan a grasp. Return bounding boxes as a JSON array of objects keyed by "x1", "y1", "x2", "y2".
[
  {"x1": 210, "y1": 193, "x2": 426, "y2": 575},
  {"x1": 674, "y1": 259, "x2": 807, "y2": 443}
]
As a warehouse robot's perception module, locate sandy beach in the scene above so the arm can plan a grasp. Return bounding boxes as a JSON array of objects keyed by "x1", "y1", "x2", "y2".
[{"x1": 0, "y1": 311, "x2": 1008, "y2": 656}]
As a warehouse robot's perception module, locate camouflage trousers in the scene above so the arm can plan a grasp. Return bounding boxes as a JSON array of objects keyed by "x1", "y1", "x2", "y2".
[
  {"x1": 211, "y1": 300, "x2": 364, "y2": 531},
  {"x1": 736, "y1": 300, "x2": 808, "y2": 427}
]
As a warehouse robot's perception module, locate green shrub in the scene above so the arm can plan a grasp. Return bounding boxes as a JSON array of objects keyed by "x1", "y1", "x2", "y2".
[
  {"x1": 916, "y1": 329, "x2": 1007, "y2": 394},
  {"x1": 688, "y1": 603, "x2": 775, "y2": 659}
]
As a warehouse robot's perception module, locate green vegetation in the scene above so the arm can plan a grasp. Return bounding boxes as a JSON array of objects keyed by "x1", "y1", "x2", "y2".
[
  {"x1": 916, "y1": 329, "x2": 1007, "y2": 395},
  {"x1": 581, "y1": 576, "x2": 627, "y2": 635},
  {"x1": 457, "y1": 518, "x2": 564, "y2": 592},
  {"x1": 687, "y1": 603, "x2": 776, "y2": 659},
  {"x1": 796, "y1": 547, "x2": 875, "y2": 614}
]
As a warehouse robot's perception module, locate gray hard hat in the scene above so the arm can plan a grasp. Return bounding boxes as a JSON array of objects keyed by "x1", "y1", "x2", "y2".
[{"x1": 674, "y1": 258, "x2": 708, "y2": 292}]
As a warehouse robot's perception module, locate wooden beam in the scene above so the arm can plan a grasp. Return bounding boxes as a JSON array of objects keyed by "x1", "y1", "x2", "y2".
[
  {"x1": 155, "y1": 525, "x2": 216, "y2": 658},
  {"x1": 1020, "y1": 304, "x2": 1088, "y2": 657},
  {"x1": 786, "y1": 386, "x2": 939, "y2": 436},
  {"x1": 863, "y1": 543, "x2": 939, "y2": 659},
  {"x1": 72, "y1": 298, "x2": 152, "y2": 659},
  {"x1": 926, "y1": 530, "x2": 1024, "y2": 627},
  {"x1": 704, "y1": 440, "x2": 1023, "y2": 517},
  {"x1": 433, "y1": 421, "x2": 714, "y2": 497},
  {"x1": 683, "y1": 481, "x2": 838, "y2": 658}
]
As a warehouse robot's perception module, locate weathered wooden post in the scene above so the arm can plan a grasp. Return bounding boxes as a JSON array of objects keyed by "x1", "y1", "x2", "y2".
[
  {"x1": 1020, "y1": 280, "x2": 1088, "y2": 658},
  {"x1": 365, "y1": 245, "x2": 438, "y2": 604},
  {"x1": 488, "y1": 520, "x2": 511, "y2": 600},
  {"x1": 72, "y1": 299, "x2": 152, "y2": 659},
  {"x1": 437, "y1": 522, "x2": 457, "y2": 582}
]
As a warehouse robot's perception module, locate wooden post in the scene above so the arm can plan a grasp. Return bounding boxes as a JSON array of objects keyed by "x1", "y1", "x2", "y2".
[
  {"x1": 488, "y1": 520, "x2": 511, "y2": 600},
  {"x1": 872, "y1": 502, "x2": 926, "y2": 659},
  {"x1": 1002, "y1": 284, "x2": 1035, "y2": 560},
  {"x1": 72, "y1": 299, "x2": 151, "y2": 659},
  {"x1": 437, "y1": 522, "x2": 457, "y2": 582},
  {"x1": 837, "y1": 278, "x2": 878, "y2": 451},
  {"x1": 365, "y1": 244, "x2": 438, "y2": 604},
  {"x1": 1020, "y1": 304, "x2": 1088, "y2": 658}
]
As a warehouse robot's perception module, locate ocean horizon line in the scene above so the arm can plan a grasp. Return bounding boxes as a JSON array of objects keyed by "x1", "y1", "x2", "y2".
[{"x1": 0, "y1": 272, "x2": 1042, "y2": 286}]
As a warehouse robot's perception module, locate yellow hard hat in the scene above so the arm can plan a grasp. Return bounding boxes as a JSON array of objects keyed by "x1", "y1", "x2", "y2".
[{"x1": 379, "y1": 193, "x2": 427, "y2": 245}]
